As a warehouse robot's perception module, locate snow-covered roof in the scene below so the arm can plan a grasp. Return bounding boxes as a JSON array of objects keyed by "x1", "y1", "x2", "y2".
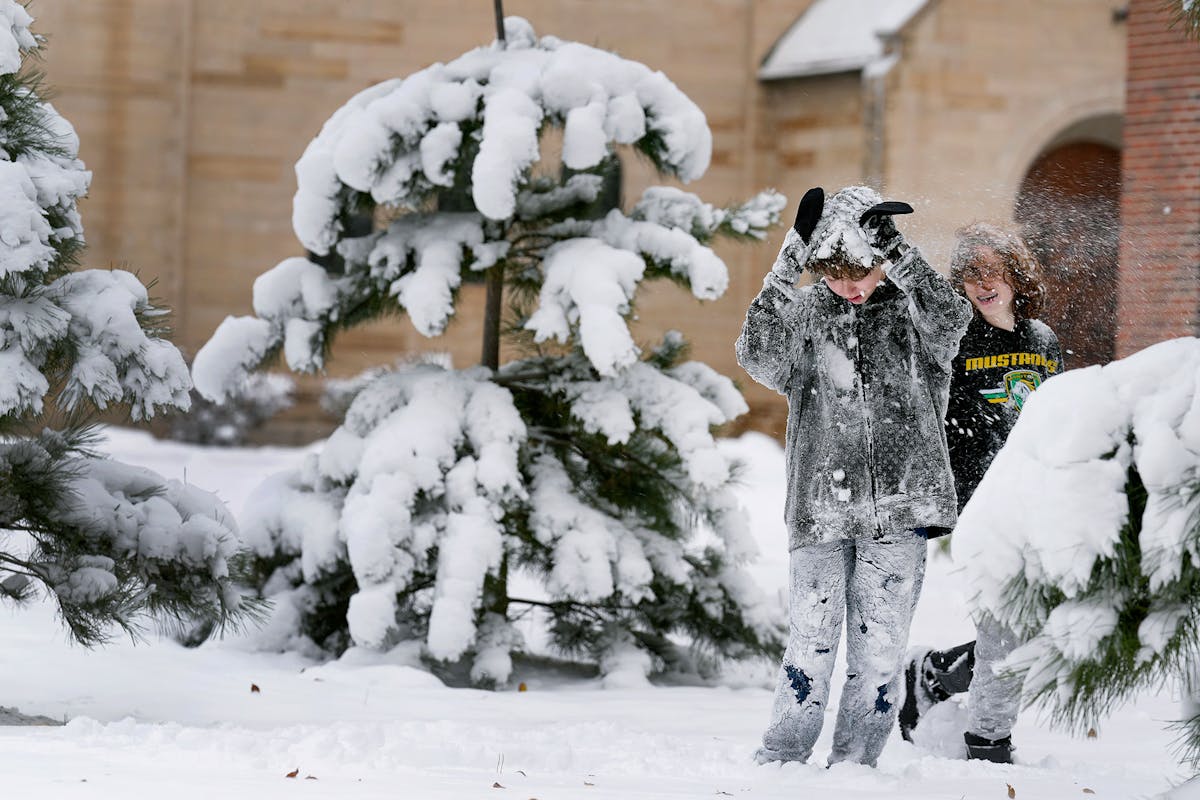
[{"x1": 758, "y1": 0, "x2": 928, "y2": 80}]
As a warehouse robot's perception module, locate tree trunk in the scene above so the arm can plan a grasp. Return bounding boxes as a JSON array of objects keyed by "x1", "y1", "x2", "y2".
[
  {"x1": 482, "y1": 554, "x2": 509, "y2": 617},
  {"x1": 482, "y1": 0, "x2": 506, "y2": 372},
  {"x1": 481, "y1": 265, "x2": 503, "y2": 370},
  {"x1": 494, "y1": 0, "x2": 506, "y2": 44}
]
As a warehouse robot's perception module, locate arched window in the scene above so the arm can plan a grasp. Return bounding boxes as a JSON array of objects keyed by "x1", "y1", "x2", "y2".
[{"x1": 1015, "y1": 140, "x2": 1121, "y2": 367}]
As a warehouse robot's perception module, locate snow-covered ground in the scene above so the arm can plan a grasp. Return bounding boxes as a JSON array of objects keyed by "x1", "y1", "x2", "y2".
[{"x1": 0, "y1": 427, "x2": 1189, "y2": 798}]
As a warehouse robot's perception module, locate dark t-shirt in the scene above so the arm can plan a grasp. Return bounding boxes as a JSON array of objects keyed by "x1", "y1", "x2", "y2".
[{"x1": 945, "y1": 315, "x2": 1063, "y2": 512}]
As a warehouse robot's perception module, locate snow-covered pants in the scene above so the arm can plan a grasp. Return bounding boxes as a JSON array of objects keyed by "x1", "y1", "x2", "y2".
[
  {"x1": 761, "y1": 531, "x2": 927, "y2": 766},
  {"x1": 966, "y1": 613, "x2": 1022, "y2": 740}
]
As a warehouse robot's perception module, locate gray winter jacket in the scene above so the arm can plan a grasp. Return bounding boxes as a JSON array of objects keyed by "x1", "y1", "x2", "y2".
[{"x1": 736, "y1": 248, "x2": 973, "y2": 549}]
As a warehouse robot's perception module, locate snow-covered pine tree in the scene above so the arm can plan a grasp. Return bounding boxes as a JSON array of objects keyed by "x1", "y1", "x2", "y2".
[
  {"x1": 167, "y1": 372, "x2": 295, "y2": 447},
  {"x1": 953, "y1": 337, "x2": 1200, "y2": 764},
  {"x1": 194, "y1": 16, "x2": 785, "y2": 686},
  {"x1": 0, "y1": 3, "x2": 252, "y2": 645}
]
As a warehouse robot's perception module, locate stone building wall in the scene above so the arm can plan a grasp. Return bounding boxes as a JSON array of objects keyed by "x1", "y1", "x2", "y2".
[
  {"x1": 29, "y1": 1, "x2": 1133, "y2": 440},
  {"x1": 883, "y1": 0, "x2": 1126, "y2": 266}
]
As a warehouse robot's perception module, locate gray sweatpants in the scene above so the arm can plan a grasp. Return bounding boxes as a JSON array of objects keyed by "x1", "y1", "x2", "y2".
[
  {"x1": 761, "y1": 531, "x2": 927, "y2": 767},
  {"x1": 967, "y1": 613, "x2": 1022, "y2": 740}
]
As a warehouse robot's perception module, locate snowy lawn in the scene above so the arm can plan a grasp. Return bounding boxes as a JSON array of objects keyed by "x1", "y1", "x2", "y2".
[{"x1": 0, "y1": 428, "x2": 1189, "y2": 798}]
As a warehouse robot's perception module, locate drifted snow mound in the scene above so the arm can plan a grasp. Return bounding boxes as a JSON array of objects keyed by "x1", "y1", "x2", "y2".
[
  {"x1": 910, "y1": 698, "x2": 969, "y2": 760},
  {"x1": 954, "y1": 336, "x2": 1200, "y2": 708}
]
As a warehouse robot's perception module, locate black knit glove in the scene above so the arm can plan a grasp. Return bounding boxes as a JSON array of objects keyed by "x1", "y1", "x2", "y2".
[{"x1": 768, "y1": 187, "x2": 825, "y2": 287}]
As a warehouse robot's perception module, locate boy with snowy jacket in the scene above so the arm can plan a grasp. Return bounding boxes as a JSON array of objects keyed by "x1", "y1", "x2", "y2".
[{"x1": 736, "y1": 185, "x2": 972, "y2": 767}]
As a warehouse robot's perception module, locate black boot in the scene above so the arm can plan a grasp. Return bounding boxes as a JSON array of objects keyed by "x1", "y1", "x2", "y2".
[
  {"x1": 964, "y1": 731, "x2": 1013, "y2": 764},
  {"x1": 926, "y1": 640, "x2": 975, "y2": 694},
  {"x1": 898, "y1": 649, "x2": 951, "y2": 742}
]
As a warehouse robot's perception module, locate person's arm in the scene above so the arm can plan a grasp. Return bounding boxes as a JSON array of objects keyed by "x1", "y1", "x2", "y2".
[
  {"x1": 735, "y1": 229, "x2": 809, "y2": 394},
  {"x1": 860, "y1": 205, "x2": 972, "y2": 370},
  {"x1": 1046, "y1": 327, "x2": 1065, "y2": 374},
  {"x1": 884, "y1": 247, "x2": 973, "y2": 370}
]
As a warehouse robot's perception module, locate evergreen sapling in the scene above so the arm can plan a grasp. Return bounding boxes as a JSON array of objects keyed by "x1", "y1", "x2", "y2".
[{"x1": 195, "y1": 16, "x2": 786, "y2": 685}]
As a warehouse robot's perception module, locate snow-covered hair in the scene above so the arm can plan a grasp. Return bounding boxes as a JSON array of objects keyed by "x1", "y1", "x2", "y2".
[
  {"x1": 806, "y1": 185, "x2": 886, "y2": 279},
  {"x1": 951, "y1": 222, "x2": 1045, "y2": 320}
]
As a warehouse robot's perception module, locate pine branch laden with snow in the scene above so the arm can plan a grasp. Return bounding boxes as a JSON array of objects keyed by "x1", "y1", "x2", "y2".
[
  {"x1": 167, "y1": 372, "x2": 295, "y2": 447},
  {"x1": 0, "y1": 2, "x2": 255, "y2": 647},
  {"x1": 0, "y1": 430, "x2": 251, "y2": 646},
  {"x1": 240, "y1": 351, "x2": 779, "y2": 685},
  {"x1": 0, "y1": 1, "x2": 191, "y2": 424},
  {"x1": 1173, "y1": 0, "x2": 1200, "y2": 40},
  {"x1": 193, "y1": 15, "x2": 785, "y2": 395},
  {"x1": 204, "y1": 16, "x2": 785, "y2": 684},
  {"x1": 953, "y1": 337, "x2": 1200, "y2": 762}
]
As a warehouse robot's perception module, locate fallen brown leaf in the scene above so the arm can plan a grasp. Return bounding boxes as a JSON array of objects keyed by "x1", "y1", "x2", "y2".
[
  {"x1": 1087, "y1": 727, "x2": 1098, "y2": 739},
  {"x1": 285, "y1": 768, "x2": 299, "y2": 778},
  {"x1": 493, "y1": 782, "x2": 505, "y2": 789},
  {"x1": 518, "y1": 682, "x2": 528, "y2": 692},
  {"x1": 1083, "y1": 790, "x2": 1095, "y2": 795},
  {"x1": 1007, "y1": 783, "x2": 1016, "y2": 799},
  {"x1": 251, "y1": 683, "x2": 261, "y2": 694}
]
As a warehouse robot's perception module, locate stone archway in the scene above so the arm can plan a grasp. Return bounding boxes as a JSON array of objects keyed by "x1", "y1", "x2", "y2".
[{"x1": 1014, "y1": 138, "x2": 1121, "y2": 368}]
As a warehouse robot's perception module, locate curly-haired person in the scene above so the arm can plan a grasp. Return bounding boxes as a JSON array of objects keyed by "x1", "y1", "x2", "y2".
[{"x1": 898, "y1": 222, "x2": 1064, "y2": 764}]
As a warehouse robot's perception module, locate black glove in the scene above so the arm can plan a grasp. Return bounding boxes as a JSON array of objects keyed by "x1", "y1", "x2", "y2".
[
  {"x1": 859, "y1": 201, "x2": 913, "y2": 261},
  {"x1": 769, "y1": 187, "x2": 825, "y2": 287},
  {"x1": 793, "y1": 187, "x2": 825, "y2": 244}
]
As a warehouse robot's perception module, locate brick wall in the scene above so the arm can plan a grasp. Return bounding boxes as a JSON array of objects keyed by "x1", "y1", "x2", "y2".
[{"x1": 1116, "y1": 0, "x2": 1200, "y2": 355}]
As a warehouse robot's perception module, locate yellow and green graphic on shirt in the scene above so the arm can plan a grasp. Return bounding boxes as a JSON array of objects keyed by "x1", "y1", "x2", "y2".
[
  {"x1": 979, "y1": 369, "x2": 1043, "y2": 411},
  {"x1": 964, "y1": 352, "x2": 1059, "y2": 373}
]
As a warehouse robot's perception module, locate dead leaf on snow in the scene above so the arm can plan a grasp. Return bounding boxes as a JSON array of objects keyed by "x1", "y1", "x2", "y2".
[
  {"x1": 250, "y1": 683, "x2": 261, "y2": 694},
  {"x1": 518, "y1": 682, "x2": 528, "y2": 692},
  {"x1": 305, "y1": 776, "x2": 318, "y2": 781},
  {"x1": 1007, "y1": 783, "x2": 1016, "y2": 798},
  {"x1": 1083, "y1": 790, "x2": 1095, "y2": 795},
  {"x1": 1087, "y1": 727, "x2": 1098, "y2": 739},
  {"x1": 285, "y1": 768, "x2": 299, "y2": 778},
  {"x1": 493, "y1": 782, "x2": 505, "y2": 789}
]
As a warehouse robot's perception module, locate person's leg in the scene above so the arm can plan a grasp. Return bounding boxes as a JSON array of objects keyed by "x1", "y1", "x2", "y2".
[
  {"x1": 965, "y1": 613, "x2": 1022, "y2": 762},
  {"x1": 899, "y1": 640, "x2": 976, "y2": 741},
  {"x1": 758, "y1": 540, "x2": 848, "y2": 764},
  {"x1": 829, "y1": 530, "x2": 928, "y2": 766}
]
